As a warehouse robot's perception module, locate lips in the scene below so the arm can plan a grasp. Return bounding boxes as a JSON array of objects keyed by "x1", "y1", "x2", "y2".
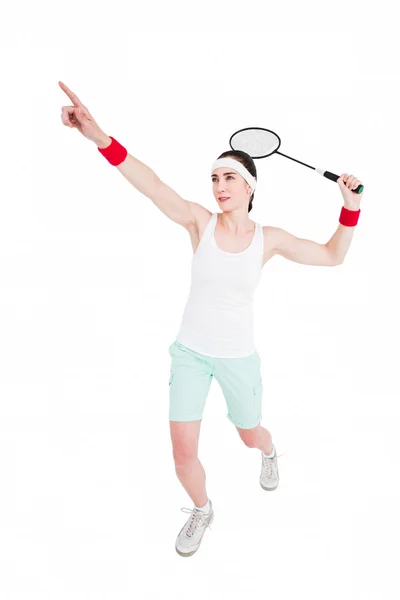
[{"x1": 219, "y1": 197, "x2": 230, "y2": 201}]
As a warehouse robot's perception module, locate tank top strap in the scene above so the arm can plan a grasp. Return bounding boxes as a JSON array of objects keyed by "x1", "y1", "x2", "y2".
[
  {"x1": 208, "y1": 212, "x2": 218, "y2": 235},
  {"x1": 202, "y1": 212, "x2": 218, "y2": 242},
  {"x1": 253, "y1": 221, "x2": 264, "y2": 258},
  {"x1": 193, "y1": 212, "x2": 217, "y2": 256}
]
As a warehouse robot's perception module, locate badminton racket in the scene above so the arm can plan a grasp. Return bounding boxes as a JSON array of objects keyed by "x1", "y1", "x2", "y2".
[{"x1": 229, "y1": 127, "x2": 364, "y2": 194}]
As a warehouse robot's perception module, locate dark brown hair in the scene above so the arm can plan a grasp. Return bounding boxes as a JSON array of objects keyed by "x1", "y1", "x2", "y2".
[{"x1": 216, "y1": 150, "x2": 257, "y2": 213}]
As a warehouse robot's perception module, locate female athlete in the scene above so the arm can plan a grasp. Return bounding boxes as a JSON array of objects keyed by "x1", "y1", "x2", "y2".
[{"x1": 59, "y1": 81, "x2": 363, "y2": 557}]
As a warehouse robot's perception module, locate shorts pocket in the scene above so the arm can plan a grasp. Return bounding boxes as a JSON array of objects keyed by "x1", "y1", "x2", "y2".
[
  {"x1": 253, "y1": 379, "x2": 263, "y2": 397},
  {"x1": 253, "y1": 378, "x2": 263, "y2": 420}
]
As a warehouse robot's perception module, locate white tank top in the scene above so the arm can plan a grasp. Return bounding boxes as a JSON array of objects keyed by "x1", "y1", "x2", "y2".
[{"x1": 176, "y1": 212, "x2": 264, "y2": 358}]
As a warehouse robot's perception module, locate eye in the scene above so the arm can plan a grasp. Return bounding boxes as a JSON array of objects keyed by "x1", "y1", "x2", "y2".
[{"x1": 212, "y1": 176, "x2": 233, "y2": 182}]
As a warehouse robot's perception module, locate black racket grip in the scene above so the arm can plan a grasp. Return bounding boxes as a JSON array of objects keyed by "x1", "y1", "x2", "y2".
[{"x1": 323, "y1": 170, "x2": 364, "y2": 194}]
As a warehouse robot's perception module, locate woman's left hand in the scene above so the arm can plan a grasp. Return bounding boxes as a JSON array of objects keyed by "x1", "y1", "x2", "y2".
[{"x1": 337, "y1": 173, "x2": 364, "y2": 210}]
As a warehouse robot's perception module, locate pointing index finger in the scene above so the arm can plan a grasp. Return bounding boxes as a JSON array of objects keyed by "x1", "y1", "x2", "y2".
[{"x1": 58, "y1": 81, "x2": 84, "y2": 107}]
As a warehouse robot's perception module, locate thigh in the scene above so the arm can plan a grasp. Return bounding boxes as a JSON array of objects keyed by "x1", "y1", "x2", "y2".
[
  {"x1": 214, "y1": 351, "x2": 263, "y2": 429},
  {"x1": 168, "y1": 341, "x2": 213, "y2": 423}
]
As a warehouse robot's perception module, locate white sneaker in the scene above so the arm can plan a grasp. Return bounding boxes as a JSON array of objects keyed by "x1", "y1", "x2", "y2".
[
  {"x1": 260, "y1": 445, "x2": 283, "y2": 491},
  {"x1": 175, "y1": 500, "x2": 214, "y2": 557}
]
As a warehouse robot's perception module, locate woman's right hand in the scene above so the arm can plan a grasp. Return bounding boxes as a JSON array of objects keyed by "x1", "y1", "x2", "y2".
[{"x1": 58, "y1": 81, "x2": 110, "y2": 147}]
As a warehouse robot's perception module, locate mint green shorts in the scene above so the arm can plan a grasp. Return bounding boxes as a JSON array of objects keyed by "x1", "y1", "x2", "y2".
[{"x1": 168, "y1": 340, "x2": 263, "y2": 429}]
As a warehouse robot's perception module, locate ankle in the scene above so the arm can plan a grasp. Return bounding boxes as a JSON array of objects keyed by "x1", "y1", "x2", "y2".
[
  {"x1": 194, "y1": 495, "x2": 208, "y2": 508},
  {"x1": 194, "y1": 498, "x2": 211, "y2": 513},
  {"x1": 262, "y1": 444, "x2": 275, "y2": 458}
]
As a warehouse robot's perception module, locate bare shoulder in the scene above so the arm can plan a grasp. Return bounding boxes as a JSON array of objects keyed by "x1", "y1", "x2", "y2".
[
  {"x1": 262, "y1": 225, "x2": 281, "y2": 245},
  {"x1": 262, "y1": 225, "x2": 280, "y2": 263},
  {"x1": 186, "y1": 202, "x2": 213, "y2": 235},
  {"x1": 183, "y1": 202, "x2": 213, "y2": 255}
]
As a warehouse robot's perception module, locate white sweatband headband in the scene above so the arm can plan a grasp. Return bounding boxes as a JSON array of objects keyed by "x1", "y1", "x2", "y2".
[{"x1": 211, "y1": 158, "x2": 257, "y2": 193}]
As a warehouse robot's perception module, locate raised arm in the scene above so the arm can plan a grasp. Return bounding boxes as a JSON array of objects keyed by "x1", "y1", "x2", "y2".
[
  {"x1": 114, "y1": 151, "x2": 198, "y2": 230},
  {"x1": 264, "y1": 226, "x2": 340, "y2": 266},
  {"x1": 263, "y1": 173, "x2": 363, "y2": 266},
  {"x1": 59, "y1": 80, "x2": 201, "y2": 231}
]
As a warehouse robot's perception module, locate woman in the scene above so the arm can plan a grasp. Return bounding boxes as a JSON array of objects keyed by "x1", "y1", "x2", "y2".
[{"x1": 59, "y1": 81, "x2": 363, "y2": 557}]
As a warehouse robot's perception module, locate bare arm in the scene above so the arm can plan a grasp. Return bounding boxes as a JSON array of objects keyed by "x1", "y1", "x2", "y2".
[
  {"x1": 117, "y1": 154, "x2": 196, "y2": 228},
  {"x1": 59, "y1": 81, "x2": 198, "y2": 231},
  {"x1": 325, "y1": 222, "x2": 356, "y2": 264},
  {"x1": 94, "y1": 134, "x2": 198, "y2": 229},
  {"x1": 263, "y1": 177, "x2": 361, "y2": 266},
  {"x1": 265, "y1": 226, "x2": 340, "y2": 266}
]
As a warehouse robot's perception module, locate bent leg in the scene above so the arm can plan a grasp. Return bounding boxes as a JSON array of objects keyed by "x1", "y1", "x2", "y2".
[{"x1": 236, "y1": 423, "x2": 273, "y2": 455}]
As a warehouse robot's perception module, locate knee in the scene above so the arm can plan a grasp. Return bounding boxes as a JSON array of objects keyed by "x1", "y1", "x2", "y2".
[
  {"x1": 237, "y1": 426, "x2": 260, "y2": 448},
  {"x1": 173, "y1": 445, "x2": 198, "y2": 468}
]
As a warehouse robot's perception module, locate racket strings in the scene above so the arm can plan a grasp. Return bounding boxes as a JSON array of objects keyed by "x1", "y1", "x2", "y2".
[{"x1": 230, "y1": 130, "x2": 280, "y2": 158}]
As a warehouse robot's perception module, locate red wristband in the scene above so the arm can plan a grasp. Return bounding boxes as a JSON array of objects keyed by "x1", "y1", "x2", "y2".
[
  {"x1": 339, "y1": 206, "x2": 361, "y2": 227},
  {"x1": 97, "y1": 136, "x2": 128, "y2": 166}
]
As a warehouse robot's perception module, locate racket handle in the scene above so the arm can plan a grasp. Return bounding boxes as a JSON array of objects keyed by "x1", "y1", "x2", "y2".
[{"x1": 317, "y1": 169, "x2": 364, "y2": 194}]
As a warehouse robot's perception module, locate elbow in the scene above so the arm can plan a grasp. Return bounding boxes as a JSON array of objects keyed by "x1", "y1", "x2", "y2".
[
  {"x1": 329, "y1": 251, "x2": 343, "y2": 266},
  {"x1": 325, "y1": 244, "x2": 343, "y2": 266}
]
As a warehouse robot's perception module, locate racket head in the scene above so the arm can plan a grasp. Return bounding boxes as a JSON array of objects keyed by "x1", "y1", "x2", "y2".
[{"x1": 229, "y1": 127, "x2": 281, "y2": 158}]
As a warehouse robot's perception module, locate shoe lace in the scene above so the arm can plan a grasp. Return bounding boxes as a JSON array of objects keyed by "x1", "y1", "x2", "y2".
[
  {"x1": 262, "y1": 452, "x2": 284, "y2": 477},
  {"x1": 180, "y1": 507, "x2": 213, "y2": 537}
]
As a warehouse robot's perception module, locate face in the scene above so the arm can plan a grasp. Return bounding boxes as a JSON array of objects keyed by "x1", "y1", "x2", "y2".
[{"x1": 211, "y1": 167, "x2": 253, "y2": 210}]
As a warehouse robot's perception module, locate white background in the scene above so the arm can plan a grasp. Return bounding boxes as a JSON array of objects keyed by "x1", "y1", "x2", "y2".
[{"x1": 1, "y1": 1, "x2": 399, "y2": 598}]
